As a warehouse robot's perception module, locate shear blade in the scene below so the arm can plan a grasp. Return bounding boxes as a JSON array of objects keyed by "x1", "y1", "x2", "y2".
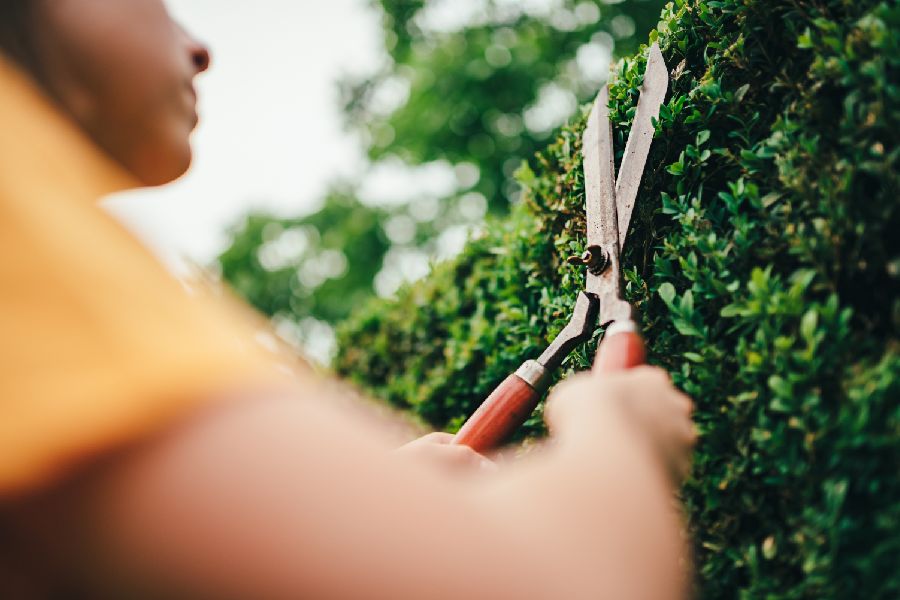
[
  {"x1": 582, "y1": 85, "x2": 617, "y2": 260},
  {"x1": 615, "y1": 43, "x2": 669, "y2": 252},
  {"x1": 580, "y1": 43, "x2": 669, "y2": 326}
]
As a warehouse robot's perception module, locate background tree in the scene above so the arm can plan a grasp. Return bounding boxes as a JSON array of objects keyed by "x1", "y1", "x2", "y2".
[
  {"x1": 218, "y1": 188, "x2": 390, "y2": 356},
  {"x1": 344, "y1": 0, "x2": 666, "y2": 211}
]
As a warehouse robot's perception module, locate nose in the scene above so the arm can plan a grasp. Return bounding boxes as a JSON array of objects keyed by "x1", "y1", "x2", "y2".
[
  {"x1": 177, "y1": 23, "x2": 211, "y2": 74},
  {"x1": 190, "y1": 41, "x2": 211, "y2": 74}
]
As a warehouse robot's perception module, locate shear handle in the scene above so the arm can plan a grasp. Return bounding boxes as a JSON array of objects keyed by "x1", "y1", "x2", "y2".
[
  {"x1": 452, "y1": 293, "x2": 599, "y2": 451},
  {"x1": 450, "y1": 366, "x2": 543, "y2": 453}
]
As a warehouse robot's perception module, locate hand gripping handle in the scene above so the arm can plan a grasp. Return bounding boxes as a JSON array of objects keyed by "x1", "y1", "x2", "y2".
[
  {"x1": 451, "y1": 361, "x2": 548, "y2": 453},
  {"x1": 452, "y1": 321, "x2": 644, "y2": 452}
]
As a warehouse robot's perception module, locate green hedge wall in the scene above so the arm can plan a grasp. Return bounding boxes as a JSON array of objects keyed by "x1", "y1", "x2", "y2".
[{"x1": 333, "y1": 1, "x2": 899, "y2": 597}]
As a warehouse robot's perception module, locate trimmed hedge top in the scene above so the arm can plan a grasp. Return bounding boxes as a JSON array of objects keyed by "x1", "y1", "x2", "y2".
[{"x1": 334, "y1": 1, "x2": 899, "y2": 597}]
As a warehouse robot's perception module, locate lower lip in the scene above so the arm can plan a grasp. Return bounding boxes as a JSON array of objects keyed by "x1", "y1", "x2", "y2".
[{"x1": 186, "y1": 87, "x2": 199, "y2": 127}]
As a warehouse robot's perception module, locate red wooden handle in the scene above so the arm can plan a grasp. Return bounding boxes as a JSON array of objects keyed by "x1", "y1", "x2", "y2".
[
  {"x1": 452, "y1": 373, "x2": 540, "y2": 453},
  {"x1": 452, "y1": 322, "x2": 643, "y2": 452},
  {"x1": 593, "y1": 322, "x2": 646, "y2": 373}
]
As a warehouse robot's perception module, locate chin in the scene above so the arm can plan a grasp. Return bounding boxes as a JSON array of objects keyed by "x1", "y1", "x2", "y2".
[
  {"x1": 168, "y1": 146, "x2": 194, "y2": 183},
  {"x1": 133, "y1": 142, "x2": 193, "y2": 187}
]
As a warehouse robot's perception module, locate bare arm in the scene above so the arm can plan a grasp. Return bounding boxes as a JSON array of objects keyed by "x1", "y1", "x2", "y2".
[{"x1": 6, "y1": 369, "x2": 694, "y2": 599}]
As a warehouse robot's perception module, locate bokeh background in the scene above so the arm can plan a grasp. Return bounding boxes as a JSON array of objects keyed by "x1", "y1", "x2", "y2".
[{"x1": 107, "y1": 0, "x2": 666, "y2": 362}]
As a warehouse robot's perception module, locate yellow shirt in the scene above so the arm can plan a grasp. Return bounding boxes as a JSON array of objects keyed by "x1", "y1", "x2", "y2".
[{"x1": 0, "y1": 57, "x2": 287, "y2": 496}]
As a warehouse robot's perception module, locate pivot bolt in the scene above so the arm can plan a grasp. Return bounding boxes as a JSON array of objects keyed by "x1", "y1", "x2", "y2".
[{"x1": 566, "y1": 244, "x2": 609, "y2": 275}]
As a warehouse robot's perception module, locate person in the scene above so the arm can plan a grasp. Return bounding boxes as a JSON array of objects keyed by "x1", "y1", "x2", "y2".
[{"x1": 0, "y1": 0, "x2": 697, "y2": 598}]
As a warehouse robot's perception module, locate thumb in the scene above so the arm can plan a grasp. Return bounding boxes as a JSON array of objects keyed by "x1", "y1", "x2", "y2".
[{"x1": 593, "y1": 320, "x2": 646, "y2": 374}]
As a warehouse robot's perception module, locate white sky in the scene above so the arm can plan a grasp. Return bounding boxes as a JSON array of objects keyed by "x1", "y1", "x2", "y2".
[{"x1": 104, "y1": 0, "x2": 386, "y2": 266}]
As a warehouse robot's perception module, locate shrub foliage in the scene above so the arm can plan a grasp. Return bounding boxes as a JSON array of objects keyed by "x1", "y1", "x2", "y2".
[{"x1": 334, "y1": 1, "x2": 899, "y2": 596}]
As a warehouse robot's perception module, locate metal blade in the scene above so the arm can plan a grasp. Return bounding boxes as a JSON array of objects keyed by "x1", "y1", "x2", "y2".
[
  {"x1": 583, "y1": 85, "x2": 616, "y2": 258},
  {"x1": 615, "y1": 42, "x2": 668, "y2": 252},
  {"x1": 582, "y1": 85, "x2": 632, "y2": 326}
]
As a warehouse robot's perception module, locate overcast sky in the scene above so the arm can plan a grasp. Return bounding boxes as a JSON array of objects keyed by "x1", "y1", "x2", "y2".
[{"x1": 104, "y1": 0, "x2": 385, "y2": 266}]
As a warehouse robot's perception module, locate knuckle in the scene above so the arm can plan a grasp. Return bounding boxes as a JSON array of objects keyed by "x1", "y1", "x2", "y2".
[
  {"x1": 549, "y1": 374, "x2": 598, "y2": 406},
  {"x1": 451, "y1": 445, "x2": 473, "y2": 457},
  {"x1": 550, "y1": 372, "x2": 591, "y2": 397},
  {"x1": 677, "y1": 392, "x2": 694, "y2": 412},
  {"x1": 685, "y1": 424, "x2": 699, "y2": 446},
  {"x1": 459, "y1": 446, "x2": 487, "y2": 463}
]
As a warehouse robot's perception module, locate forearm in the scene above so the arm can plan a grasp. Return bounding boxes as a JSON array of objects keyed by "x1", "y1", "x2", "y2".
[
  {"x1": 5, "y1": 385, "x2": 689, "y2": 599},
  {"x1": 9, "y1": 391, "x2": 546, "y2": 598}
]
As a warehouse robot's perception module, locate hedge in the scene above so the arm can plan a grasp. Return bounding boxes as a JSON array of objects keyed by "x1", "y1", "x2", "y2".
[{"x1": 333, "y1": 1, "x2": 899, "y2": 597}]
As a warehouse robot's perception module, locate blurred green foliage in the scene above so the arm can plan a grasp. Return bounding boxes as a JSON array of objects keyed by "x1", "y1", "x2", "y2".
[
  {"x1": 218, "y1": 0, "x2": 665, "y2": 341},
  {"x1": 335, "y1": 0, "x2": 900, "y2": 596},
  {"x1": 219, "y1": 189, "x2": 390, "y2": 326},
  {"x1": 345, "y1": 0, "x2": 666, "y2": 210}
]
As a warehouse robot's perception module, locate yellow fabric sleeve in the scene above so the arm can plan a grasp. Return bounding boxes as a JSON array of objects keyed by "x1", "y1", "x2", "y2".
[{"x1": 0, "y1": 58, "x2": 288, "y2": 495}]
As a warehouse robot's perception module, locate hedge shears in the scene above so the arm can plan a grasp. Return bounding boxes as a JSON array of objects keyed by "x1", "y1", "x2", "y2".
[{"x1": 452, "y1": 44, "x2": 669, "y2": 453}]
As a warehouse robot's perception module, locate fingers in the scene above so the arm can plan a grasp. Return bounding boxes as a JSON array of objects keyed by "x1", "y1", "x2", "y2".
[
  {"x1": 545, "y1": 365, "x2": 698, "y2": 485},
  {"x1": 679, "y1": 395, "x2": 698, "y2": 444},
  {"x1": 444, "y1": 444, "x2": 498, "y2": 472},
  {"x1": 396, "y1": 432, "x2": 497, "y2": 474},
  {"x1": 661, "y1": 400, "x2": 698, "y2": 483},
  {"x1": 418, "y1": 432, "x2": 455, "y2": 445},
  {"x1": 543, "y1": 372, "x2": 601, "y2": 434}
]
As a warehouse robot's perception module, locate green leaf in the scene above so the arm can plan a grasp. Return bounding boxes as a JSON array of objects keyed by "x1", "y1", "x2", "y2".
[
  {"x1": 720, "y1": 304, "x2": 743, "y2": 317},
  {"x1": 697, "y1": 129, "x2": 711, "y2": 145},
  {"x1": 659, "y1": 282, "x2": 676, "y2": 305},
  {"x1": 800, "y1": 309, "x2": 818, "y2": 341}
]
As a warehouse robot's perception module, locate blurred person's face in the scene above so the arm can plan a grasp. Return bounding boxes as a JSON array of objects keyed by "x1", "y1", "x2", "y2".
[{"x1": 33, "y1": 0, "x2": 210, "y2": 186}]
